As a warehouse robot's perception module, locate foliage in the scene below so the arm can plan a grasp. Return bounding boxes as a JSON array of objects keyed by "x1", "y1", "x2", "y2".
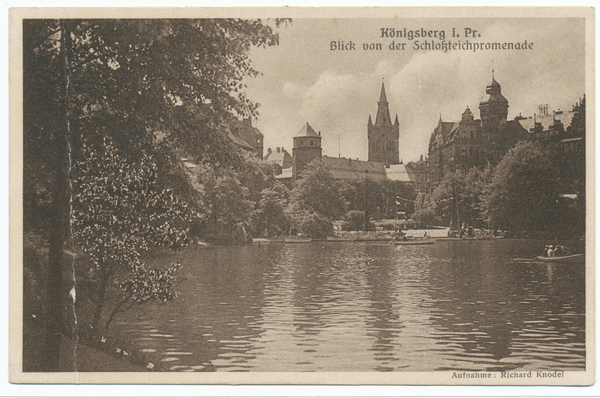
[
  {"x1": 431, "y1": 171, "x2": 466, "y2": 228},
  {"x1": 462, "y1": 165, "x2": 494, "y2": 227},
  {"x1": 340, "y1": 178, "x2": 416, "y2": 219},
  {"x1": 187, "y1": 164, "x2": 255, "y2": 243},
  {"x1": 238, "y1": 157, "x2": 280, "y2": 204},
  {"x1": 414, "y1": 192, "x2": 434, "y2": 212},
  {"x1": 341, "y1": 210, "x2": 374, "y2": 231},
  {"x1": 291, "y1": 210, "x2": 333, "y2": 239},
  {"x1": 23, "y1": 18, "x2": 286, "y2": 370},
  {"x1": 411, "y1": 208, "x2": 440, "y2": 228},
  {"x1": 72, "y1": 138, "x2": 200, "y2": 335},
  {"x1": 290, "y1": 159, "x2": 347, "y2": 220},
  {"x1": 566, "y1": 95, "x2": 585, "y2": 139},
  {"x1": 431, "y1": 166, "x2": 492, "y2": 228},
  {"x1": 254, "y1": 186, "x2": 289, "y2": 237},
  {"x1": 485, "y1": 141, "x2": 563, "y2": 233}
]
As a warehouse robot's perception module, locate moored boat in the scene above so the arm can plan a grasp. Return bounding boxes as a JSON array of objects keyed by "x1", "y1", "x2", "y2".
[
  {"x1": 395, "y1": 239, "x2": 436, "y2": 246},
  {"x1": 285, "y1": 237, "x2": 312, "y2": 243},
  {"x1": 326, "y1": 236, "x2": 355, "y2": 242},
  {"x1": 536, "y1": 253, "x2": 585, "y2": 263}
]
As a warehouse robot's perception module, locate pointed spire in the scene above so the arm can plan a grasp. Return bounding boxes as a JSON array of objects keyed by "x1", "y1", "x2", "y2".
[
  {"x1": 394, "y1": 114, "x2": 399, "y2": 125},
  {"x1": 368, "y1": 114, "x2": 373, "y2": 125},
  {"x1": 379, "y1": 80, "x2": 388, "y2": 103},
  {"x1": 375, "y1": 81, "x2": 392, "y2": 125}
]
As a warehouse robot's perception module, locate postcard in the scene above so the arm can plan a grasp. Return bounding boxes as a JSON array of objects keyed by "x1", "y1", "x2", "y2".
[{"x1": 9, "y1": 6, "x2": 594, "y2": 385}]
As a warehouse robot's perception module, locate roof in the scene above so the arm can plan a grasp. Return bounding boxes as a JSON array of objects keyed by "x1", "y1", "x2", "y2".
[
  {"x1": 517, "y1": 111, "x2": 575, "y2": 133},
  {"x1": 264, "y1": 149, "x2": 293, "y2": 169},
  {"x1": 405, "y1": 161, "x2": 426, "y2": 181},
  {"x1": 322, "y1": 156, "x2": 387, "y2": 180},
  {"x1": 385, "y1": 164, "x2": 412, "y2": 182},
  {"x1": 295, "y1": 122, "x2": 320, "y2": 137},
  {"x1": 276, "y1": 167, "x2": 293, "y2": 180},
  {"x1": 227, "y1": 130, "x2": 254, "y2": 150},
  {"x1": 431, "y1": 121, "x2": 455, "y2": 147}
]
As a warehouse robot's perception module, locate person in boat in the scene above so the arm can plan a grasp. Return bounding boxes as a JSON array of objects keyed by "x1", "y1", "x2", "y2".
[
  {"x1": 547, "y1": 245, "x2": 555, "y2": 257},
  {"x1": 423, "y1": 231, "x2": 429, "y2": 239},
  {"x1": 396, "y1": 230, "x2": 408, "y2": 241},
  {"x1": 554, "y1": 245, "x2": 563, "y2": 257}
]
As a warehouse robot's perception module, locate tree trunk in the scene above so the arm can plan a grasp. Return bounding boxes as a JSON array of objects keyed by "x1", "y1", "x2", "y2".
[
  {"x1": 92, "y1": 269, "x2": 111, "y2": 336},
  {"x1": 39, "y1": 19, "x2": 71, "y2": 372}
]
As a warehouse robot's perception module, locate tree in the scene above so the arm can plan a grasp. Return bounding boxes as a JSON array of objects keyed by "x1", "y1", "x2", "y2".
[
  {"x1": 292, "y1": 210, "x2": 334, "y2": 239},
  {"x1": 340, "y1": 178, "x2": 416, "y2": 220},
  {"x1": 23, "y1": 18, "x2": 286, "y2": 370},
  {"x1": 254, "y1": 186, "x2": 289, "y2": 237},
  {"x1": 431, "y1": 171, "x2": 466, "y2": 228},
  {"x1": 463, "y1": 165, "x2": 493, "y2": 228},
  {"x1": 72, "y1": 138, "x2": 199, "y2": 337},
  {"x1": 411, "y1": 208, "x2": 439, "y2": 228},
  {"x1": 23, "y1": 19, "x2": 72, "y2": 371},
  {"x1": 188, "y1": 164, "x2": 255, "y2": 243},
  {"x1": 486, "y1": 141, "x2": 562, "y2": 234},
  {"x1": 431, "y1": 167, "x2": 491, "y2": 229},
  {"x1": 290, "y1": 159, "x2": 347, "y2": 220}
]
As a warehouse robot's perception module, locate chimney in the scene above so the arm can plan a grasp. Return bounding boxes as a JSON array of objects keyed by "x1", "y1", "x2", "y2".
[{"x1": 318, "y1": 131, "x2": 321, "y2": 136}]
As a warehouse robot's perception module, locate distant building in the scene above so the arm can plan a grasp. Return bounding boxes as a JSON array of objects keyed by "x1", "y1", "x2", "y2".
[
  {"x1": 368, "y1": 82, "x2": 400, "y2": 164},
  {"x1": 286, "y1": 119, "x2": 415, "y2": 185},
  {"x1": 518, "y1": 96, "x2": 585, "y2": 184},
  {"x1": 230, "y1": 117, "x2": 264, "y2": 159},
  {"x1": 427, "y1": 75, "x2": 529, "y2": 192},
  {"x1": 263, "y1": 146, "x2": 293, "y2": 174},
  {"x1": 323, "y1": 156, "x2": 388, "y2": 181},
  {"x1": 405, "y1": 155, "x2": 427, "y2": 192},
  {"x1": 292, "y1": 122, "x2": 322, "y2": 183}
]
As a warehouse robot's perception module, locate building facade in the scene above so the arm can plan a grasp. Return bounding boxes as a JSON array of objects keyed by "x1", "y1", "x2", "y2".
[
  {"x1": 230, "y1": 117, "x2": 264, "y2": 159},
  {"x1": 427, "y1": 76, "x2": 529, "y2": 192},
  {"x1": 368, "y1": 82, "x2": 400, "y2": 164}
]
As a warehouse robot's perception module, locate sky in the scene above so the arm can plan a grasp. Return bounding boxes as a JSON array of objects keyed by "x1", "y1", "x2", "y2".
[{"x1": 244, "y1": 17, "x2": 586, "y2": 163}]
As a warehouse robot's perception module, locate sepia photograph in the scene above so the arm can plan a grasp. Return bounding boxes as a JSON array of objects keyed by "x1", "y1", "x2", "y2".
[{"x1": 9, "y1": 6, "x2": 594, "y2": 386}]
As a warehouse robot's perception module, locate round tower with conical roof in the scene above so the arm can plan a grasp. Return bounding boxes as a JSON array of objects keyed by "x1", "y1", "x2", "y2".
[{"x1": 292, "y1": 122, "x2": 322, "y2": 182}]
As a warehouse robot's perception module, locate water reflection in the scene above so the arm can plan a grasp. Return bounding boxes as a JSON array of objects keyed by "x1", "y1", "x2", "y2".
[{"x1": 113, "y1": 239, "x2": 585, "y2": 372}]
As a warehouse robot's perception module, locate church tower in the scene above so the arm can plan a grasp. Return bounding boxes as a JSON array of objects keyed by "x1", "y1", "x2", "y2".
[
  {"x1": 478, "y1": 73, "x2": 509, "y2": 136},
  {"x1": 368, "y1": 82, "x2": 400, "y2": 164},
  {"x1": 292, "y1": 122, "x2": 322, "y2": 183}
]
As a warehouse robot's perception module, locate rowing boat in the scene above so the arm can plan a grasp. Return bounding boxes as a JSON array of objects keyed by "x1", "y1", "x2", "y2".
[
  {"x1": 395, "y1": 239, "x2": 436, "y2": 246},
  {"x1": 536, "y1": 253, "x2": 585, "y2": 263}
]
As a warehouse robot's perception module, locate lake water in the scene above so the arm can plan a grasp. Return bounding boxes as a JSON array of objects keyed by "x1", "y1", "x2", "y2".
[{"x1": 113, "y1": 239, "x2": 586, "y2": 372}]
